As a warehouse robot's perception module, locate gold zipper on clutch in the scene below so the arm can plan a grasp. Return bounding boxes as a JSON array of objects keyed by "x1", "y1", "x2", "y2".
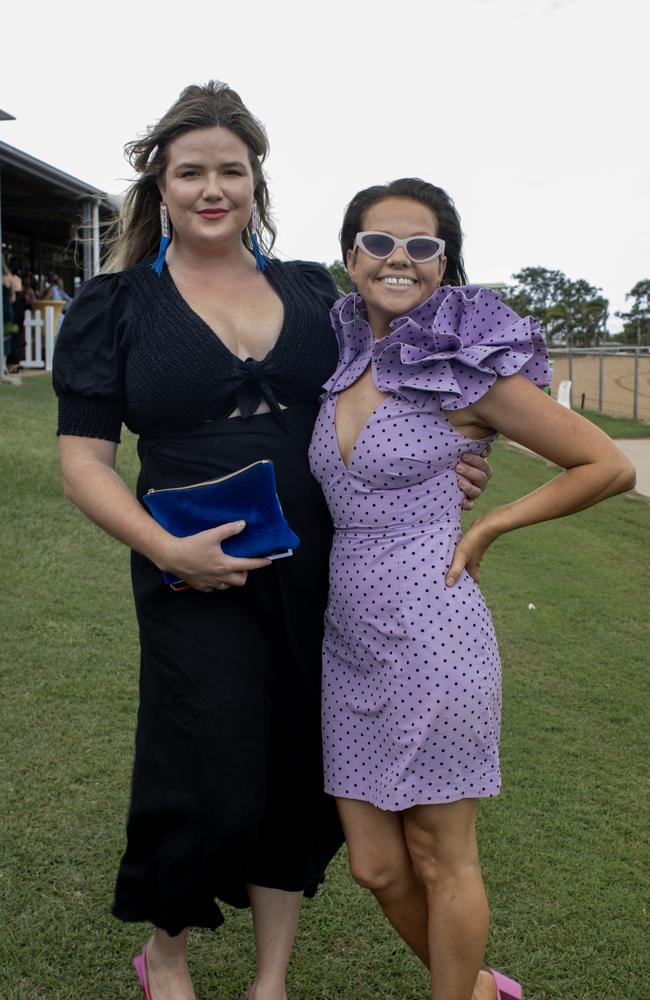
[{"x1": 145, "y1": 460, "x2": 269, "y2": 495}]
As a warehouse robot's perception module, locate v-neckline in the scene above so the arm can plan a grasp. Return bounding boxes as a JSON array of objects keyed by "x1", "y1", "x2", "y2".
[
  {"x1": 162, "y1": 260, "x2": 289, "y2": 365},
  {"x1": 332, "y1": 390, "x2": 393, "y2": 472}
]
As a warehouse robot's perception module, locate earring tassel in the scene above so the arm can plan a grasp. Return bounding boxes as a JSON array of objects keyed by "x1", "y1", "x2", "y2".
[
  {"x1": 251, "y1": 231, "x2": 267, "y2": 274},
  {"x1": 150, "y1": 234, "x2": 171, "y2": 276}
]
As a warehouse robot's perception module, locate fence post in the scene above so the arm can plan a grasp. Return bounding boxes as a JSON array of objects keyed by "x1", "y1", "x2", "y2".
[
  {"x1": 568, "y1": 348, "x2": 573, "y2": 383},
  {"x1": 633, "y1": 350, "x2": 639, "y2": 419},
  {"x1": 44, "y1": 306, "x2": 55, "y2": 371},
  {"x1": 22, "y1": 309, "x2": 46, "y2": 368},
  {"x1": 598, "y1": 351, "x2": 604, "y2": 412},
  {"x1": 24, "y1": 309, "x2": 34, "y2": 365},
  {"x1": 35, "y1": 312, "x2": 43, "y2": 364}
]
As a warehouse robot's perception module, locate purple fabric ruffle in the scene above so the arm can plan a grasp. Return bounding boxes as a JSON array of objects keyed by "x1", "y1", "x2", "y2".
[{"x1": 323, "y1": 284, "x2": 551, "y2": 409}]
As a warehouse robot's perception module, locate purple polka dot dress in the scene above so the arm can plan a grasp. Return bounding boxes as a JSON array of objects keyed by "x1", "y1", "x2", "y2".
[{"x1": 308, "y1": 285, "x2": 550, "y2": 811}]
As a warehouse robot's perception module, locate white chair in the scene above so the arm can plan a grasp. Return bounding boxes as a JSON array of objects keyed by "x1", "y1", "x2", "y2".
[{"x1": 557, "y1": 380, "x2": 572, "y2": 409}]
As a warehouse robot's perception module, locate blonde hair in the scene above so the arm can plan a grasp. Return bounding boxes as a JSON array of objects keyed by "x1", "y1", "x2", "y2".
[{"x1": 103, "y1": 81, "x2": 275, "y2": 273}]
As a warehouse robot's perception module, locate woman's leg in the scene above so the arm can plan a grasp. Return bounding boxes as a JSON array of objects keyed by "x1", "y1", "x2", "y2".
[
  {"x1": 338, "y1": 798, "x2": 495, "y2": 1000},
  {"x1": 146, "y1": 927, "x2": 196, "y2": 1000},
  {"x1": 403, "y1": 799, "x2": 490, "y2": 1000},
  {"x1": 246, "y1": 885, "x2": 303, "y2": 1000},
  {"x1": 336, "y1": 798, "x2": 431, "y2": 964}
]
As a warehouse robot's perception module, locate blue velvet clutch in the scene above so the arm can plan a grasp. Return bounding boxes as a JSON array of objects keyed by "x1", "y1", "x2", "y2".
[{"x1": 142, "y1": 460, "x2": 300, "y2": 588}]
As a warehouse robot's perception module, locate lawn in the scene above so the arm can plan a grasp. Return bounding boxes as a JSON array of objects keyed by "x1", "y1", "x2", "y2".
[
  {"x1": 577, "y1": 407, "x2": 650, "y2": 438},
  {"x1": 1, "y1": 374, "x2": 649, "y2": 1000}
]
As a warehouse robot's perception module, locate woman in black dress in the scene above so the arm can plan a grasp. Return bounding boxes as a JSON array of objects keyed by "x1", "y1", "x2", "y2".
[{"x1": 53, "y1": 82, "x2": 490, "y2": 1000}]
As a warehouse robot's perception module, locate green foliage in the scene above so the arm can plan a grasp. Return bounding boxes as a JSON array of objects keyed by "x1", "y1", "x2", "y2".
[
  {"x1": 326, "y1": 260, "x2": 353, "y2": 295},
  {"x1": 614, "y1": 279, "x2": 650, "y2": 345},
  {"x1": 501, "y1": 267, "x2": 570, "y2": 319},
  {"x1": 501, "y1": 267, "x2": 608, "y2": 346},
  {"x1": 2, "y1": 375, "x2": 649, "y2": 999}
]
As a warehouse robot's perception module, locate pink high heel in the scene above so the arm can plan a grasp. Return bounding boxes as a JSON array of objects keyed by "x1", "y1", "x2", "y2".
[
  {"x1": 133, "y1": 946, "x2": 153, "y2": 999},
  {"x1": 486, "y1": 967, "x2": 523, "y2": 1000}
]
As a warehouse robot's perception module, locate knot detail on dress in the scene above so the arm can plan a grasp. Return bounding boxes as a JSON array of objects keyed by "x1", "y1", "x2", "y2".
[{"x1": 232, "y1": 357, "x2": 288, "y2": 428}]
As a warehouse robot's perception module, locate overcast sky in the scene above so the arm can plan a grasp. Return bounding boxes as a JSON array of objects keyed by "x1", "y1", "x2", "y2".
[{"x1": 2, "y1": 0, "x2": 648, "y2": 328}]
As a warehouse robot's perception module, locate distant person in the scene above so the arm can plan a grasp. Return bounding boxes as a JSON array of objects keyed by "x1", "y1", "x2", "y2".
[
  {"x1": 6, "y1": 268, "x2": 29, "y2": 372},
  {"x1": 44, "y1": 272, "x2": 73, "y2": 308},
  {"x1": 21, "y1": 272, "x2": 36, "y2": 311},
  {"x1": 2, "y1": 257, "x2": 17, "y2": 373}
]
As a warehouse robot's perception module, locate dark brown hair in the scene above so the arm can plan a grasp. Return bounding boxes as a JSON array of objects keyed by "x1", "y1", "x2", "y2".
[
  {"x1": 340, "y1": 178, "x2": 467, "y2": 286},
  {"x1": 104, "y1": 81, "x2": 275, "y2": 272}
]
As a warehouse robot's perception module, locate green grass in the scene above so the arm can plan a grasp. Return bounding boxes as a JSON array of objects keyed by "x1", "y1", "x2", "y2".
[
  {"x1": 1, "y1": 374, "x2": 649, "y2": 1000},
  {"x1": 578, "y1": 407, "x2": 650, "y2": 438}
]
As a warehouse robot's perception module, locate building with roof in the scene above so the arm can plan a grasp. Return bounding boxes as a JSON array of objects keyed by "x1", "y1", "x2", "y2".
[
  {"x1": 0, "y1": 138, "x2": 119, "y2": 375},
  {"x1": 0, "y1": 140, "x2": 117, "y2": 289}
]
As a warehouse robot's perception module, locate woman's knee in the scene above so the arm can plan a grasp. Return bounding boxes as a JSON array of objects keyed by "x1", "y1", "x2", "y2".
[{"x1": 348, "y1": 851, "x2": 411, "y2": 895}]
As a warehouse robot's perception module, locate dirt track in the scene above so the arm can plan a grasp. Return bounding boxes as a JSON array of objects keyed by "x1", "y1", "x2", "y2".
[{"x1": 550, "y1": 353, "x2": 650, "y2": 421}]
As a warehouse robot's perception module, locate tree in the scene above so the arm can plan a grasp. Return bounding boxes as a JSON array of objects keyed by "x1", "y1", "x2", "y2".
[
  {"x1": 326, "y1": 260, "x2": 353, "y2": 295},
  {"x1": 501, "y1": 267, "x2": 571, "y2": 325},
  {"x1": 501, "y1": 267, "x2": 608, "y2": 346},
  {"x1": 614, "y1": 280, "x2": 650, "y2": 345}
]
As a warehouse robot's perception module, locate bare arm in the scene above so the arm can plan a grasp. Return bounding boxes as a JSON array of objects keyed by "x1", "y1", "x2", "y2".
[
  {"x1": 445, "y1": 375, "x2": 636, "y2": 586},
  {"x1": 59, "y1": 436, "x2": 271, "y2": 591}
]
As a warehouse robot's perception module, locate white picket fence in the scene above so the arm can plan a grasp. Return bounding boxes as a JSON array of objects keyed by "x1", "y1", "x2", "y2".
[{"x1": 23, "y1": 307, "x2": 56, "y2": 371}]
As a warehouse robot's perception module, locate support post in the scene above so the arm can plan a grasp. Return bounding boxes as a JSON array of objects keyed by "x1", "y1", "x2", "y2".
[
  {"x1": 92, "y1": 201, "x2": 100, "y2": 275},
  {"x1": 44, "y1": 305, "x2": 55, "y2": 371},
  {"x1": 82, "y1": 201, "x2": 92, "y2": 282},
  {"x1": 598, "y1": 351, "x2": 604, "y2": 412},
  {"x1": 34, "y1": 311, "x2": 42, "y2": 362},
  {"x1": 633, "y1": 350, "x2": 639, "y2": 419},
  {"x1": 0, "y1": 164, "x2": 5, "y2": 378}
]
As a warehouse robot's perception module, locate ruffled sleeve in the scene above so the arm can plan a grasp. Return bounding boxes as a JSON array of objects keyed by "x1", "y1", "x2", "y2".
[
  {"x1": 372, "y1": 284, "x2": 551, "y2": 410},
  {"x1": 321, "y1": 293, "x2": 374, "y2": 399},
  {"x1": 52, "y1": 273, "x2": 133, "y2": 442}
]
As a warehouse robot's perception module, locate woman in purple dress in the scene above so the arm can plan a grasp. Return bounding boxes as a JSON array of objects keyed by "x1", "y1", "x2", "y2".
[{"x1": 309, "y1": 178, "x2": 635, "y2": 1000}]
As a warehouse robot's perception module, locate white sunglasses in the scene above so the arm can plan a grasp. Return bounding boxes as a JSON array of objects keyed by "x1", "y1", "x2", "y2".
[{"x1": 354, "y1": 231, "x2": 446, "y2": 263}]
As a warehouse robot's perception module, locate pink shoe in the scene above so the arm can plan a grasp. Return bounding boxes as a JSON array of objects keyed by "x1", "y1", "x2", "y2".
[
  {"x1": 133, "y1": 946, "x2": 153, "y2": 999},
  {"x1": 486, "y1": 967, "x2": 523, "y2": 1000}
]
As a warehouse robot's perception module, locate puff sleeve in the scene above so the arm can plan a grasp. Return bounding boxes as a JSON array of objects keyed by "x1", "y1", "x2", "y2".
[
  {"x1": 291, "y1": 260, "x2": 340, "y2": 311},
  {"x1": 52, "y1": 273, "x2": 133, "y2": 443}
]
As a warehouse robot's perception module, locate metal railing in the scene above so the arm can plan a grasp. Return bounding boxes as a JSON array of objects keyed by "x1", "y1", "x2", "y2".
[{"x1": 548, "y1": 348, "x2": 650, "y2": 420}]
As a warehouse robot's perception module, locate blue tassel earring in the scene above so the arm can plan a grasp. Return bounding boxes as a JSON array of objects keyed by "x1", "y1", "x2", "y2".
[
  {"x1": 250, "y1": 203, "x2": 267, "y2": 274},
  {"x1": 151, "y1": 202, "x2": 171, "y2": 275}
]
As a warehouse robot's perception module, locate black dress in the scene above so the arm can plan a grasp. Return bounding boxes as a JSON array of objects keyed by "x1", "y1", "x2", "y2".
[{"x1": 53, "y1": 259, "x2": 344, "y2": 936}]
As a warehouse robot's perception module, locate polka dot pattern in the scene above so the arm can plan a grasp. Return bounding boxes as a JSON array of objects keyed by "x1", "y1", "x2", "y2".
[
  {"x1": 308, "y1": 285, "x2": 550, "y2": 811},
  {"x1": 322, "y1": 283, "x2": 551, "y2": 411}
]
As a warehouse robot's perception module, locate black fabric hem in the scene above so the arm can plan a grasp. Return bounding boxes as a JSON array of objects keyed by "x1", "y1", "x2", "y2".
[
  {"x1": 57, "y1": 394, "x2": 122, "y2": 443},
  {"x1": 112, "y1": 899, "x2": 225, "y2": 938},
  {"x1": 112, "y1": 866, "x2": 332, "y2": 937}
]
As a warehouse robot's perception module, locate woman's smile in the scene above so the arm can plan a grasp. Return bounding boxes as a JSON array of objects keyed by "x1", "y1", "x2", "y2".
[
  {"x1": 376, "y1": 275, "x2": 418, "y2": 288},
  {"x1": 197, "y1": 208, "x2": 229, "y2": 220}
]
